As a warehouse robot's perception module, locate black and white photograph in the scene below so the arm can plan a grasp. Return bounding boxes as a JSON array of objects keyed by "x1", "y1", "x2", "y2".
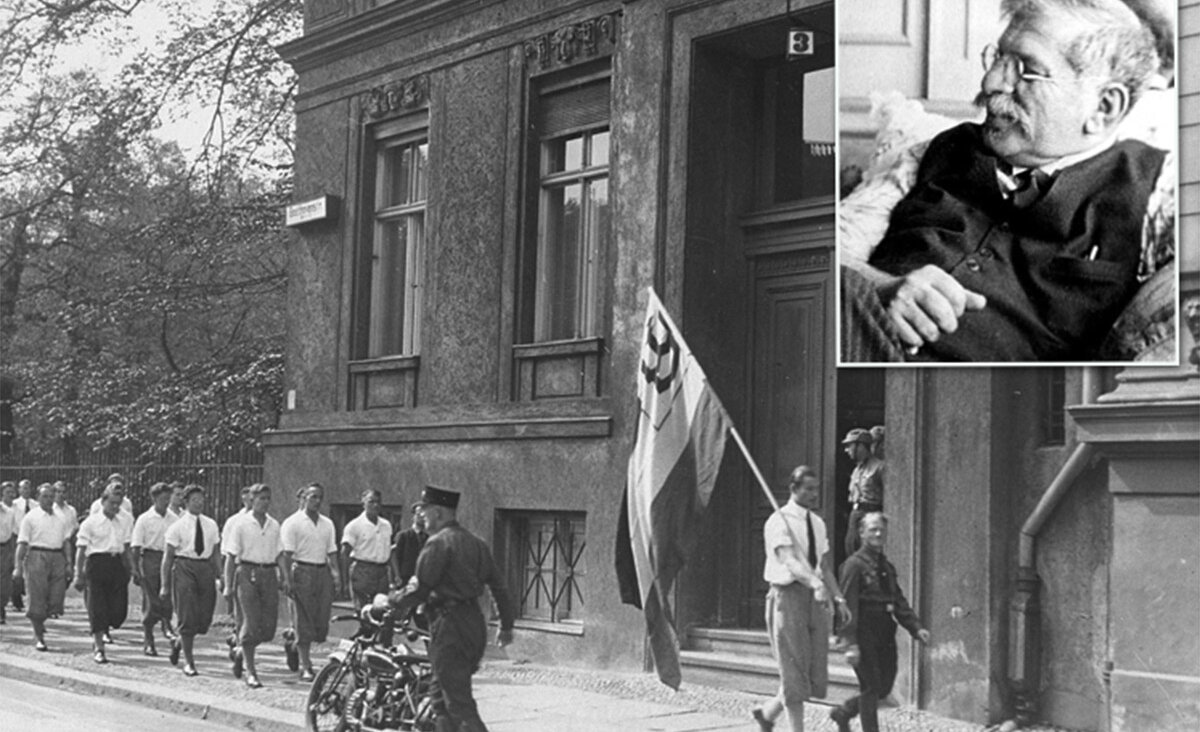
[
  {"x1": 837, "y1": 0, "x2": 1180, "y2": 365},
  {"x1": 1, "y1": 1, "x2": 1196, "y2": 732}
]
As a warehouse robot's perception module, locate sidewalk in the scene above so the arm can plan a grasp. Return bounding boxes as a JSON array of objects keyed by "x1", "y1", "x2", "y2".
[{"x1": 0, "y1": 592, "x2": 1038, "y2": 731}]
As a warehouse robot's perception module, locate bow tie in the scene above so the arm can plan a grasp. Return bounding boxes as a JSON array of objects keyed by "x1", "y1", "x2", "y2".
[{"x1": 998, "y1": 161, "x2": 1053, "y2": 209}]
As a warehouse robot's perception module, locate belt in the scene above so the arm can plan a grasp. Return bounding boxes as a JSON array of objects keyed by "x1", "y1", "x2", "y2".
[
  {"x1": 176, "y1": 555, "x2": 212, "y2": 562},
  {"x1": 860, "y1": 600, "x2": 896, "y2": 612},
  {"x1": 141, "y1": 548, "x2": 164, "y2": 555},
  {"x1": 352, "y1": 559, "x2": 388, "y2": 567},
  {"x1": 852, "y1": 502, "x2": 883, "y2": 512},
  {"x1": 429, "y1": 596, "x2": 474, "y2": 611},
  {"x1": 29, "y1": 546, "x2": 64, "y2": 552},
  {"x1": 293, "y1": 560, "x2": 326, "y2": 568},
  {"x1": 238, "y1": 561, "x2": 277, "y2": 569},
  {"x1": 87, "y1": 552, "x2": 123, "y2": 558}
]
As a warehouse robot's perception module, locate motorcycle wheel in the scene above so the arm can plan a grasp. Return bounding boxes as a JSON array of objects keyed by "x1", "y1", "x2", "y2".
[{"x1": 306, "y1": 661, "x2": 357, "y2": 732}]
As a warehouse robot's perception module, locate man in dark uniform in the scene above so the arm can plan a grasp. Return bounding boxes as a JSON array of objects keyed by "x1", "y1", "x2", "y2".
[
  {"x1": 392, "y1": 502, "x2": 428, "y2": 588},
  {"x1": 389, "y1": 486, "x2": 514, "y2": 732},
  {"x1": 830, "y1": 512, "x2": 931, "y2": 732}
]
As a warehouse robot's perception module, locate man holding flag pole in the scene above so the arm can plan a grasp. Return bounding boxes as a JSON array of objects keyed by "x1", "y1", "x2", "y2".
[{"x1": 616, "y1": 288, "x2": 849, "y2": 723}]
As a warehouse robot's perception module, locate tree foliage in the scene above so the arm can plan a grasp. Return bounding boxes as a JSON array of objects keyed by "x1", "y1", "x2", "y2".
[{"x1": 1, "y1": 0, "x2": 302, "y2": 457}]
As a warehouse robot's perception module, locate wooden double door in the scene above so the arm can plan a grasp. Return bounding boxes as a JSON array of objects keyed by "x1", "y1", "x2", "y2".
[{"x1": 729, "y1": 214, "x2": 836, "y2": 628}]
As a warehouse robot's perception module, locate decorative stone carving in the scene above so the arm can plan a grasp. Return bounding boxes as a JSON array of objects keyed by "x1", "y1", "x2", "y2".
[
  {"x1": 523, "y1": 12, "x2": 620, "y2": 71},
  {"x1": 361, "y1": 75, "x2": 430, "y2": 120}
]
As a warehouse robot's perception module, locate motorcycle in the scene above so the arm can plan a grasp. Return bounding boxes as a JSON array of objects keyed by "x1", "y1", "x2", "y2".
[{"x1": 306, "y1": 599, "x2": 435, "y2": 732}]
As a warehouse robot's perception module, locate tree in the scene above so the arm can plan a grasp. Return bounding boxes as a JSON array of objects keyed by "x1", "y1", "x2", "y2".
[{"x1": 1, "y1": 0, "x2": 302, "y2": 458}]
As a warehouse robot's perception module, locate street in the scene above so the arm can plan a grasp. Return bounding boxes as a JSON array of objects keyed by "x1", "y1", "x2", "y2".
[{"x1": 0, "y1": 676, "x2": 241, "y2": 732}]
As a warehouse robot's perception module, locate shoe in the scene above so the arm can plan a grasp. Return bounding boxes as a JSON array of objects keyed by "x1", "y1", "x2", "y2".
[
  {"x1": 232, "y1": 648, "x2": 244, "y2": 679},
  {"x1": 34, "y1": 640, "x2": 48, "y2": 652},
  {"x1": 245, "y1": 674, "x2": 262, "y2": 689},
  {"x1": 94, "y1": 650, "x2": 108, "y2": 664},
  {"x1": 182, "y1": 664, "x2": 198, "y2": 677},
  {"x1": 103, "y1": 632, "x2": 114, "y2": 644},
  {"x1": 829, "y1": 707, "x2": 852, "y2": 732},
  {"x1": 169, "y1": 638, "x2": 181, "y2": 666},
  {"x1": 283, "y1": 629, "x2": 299, "y2": 672},
  {"x1": 299, "y1": 667, "x2": 314, "y2": 682},
  {"x1": 143, "y1": 644, "x2": 158, "y2": 657},
  {"x1": 751, "y1": 707, "x2": 773, "y2": 731}
]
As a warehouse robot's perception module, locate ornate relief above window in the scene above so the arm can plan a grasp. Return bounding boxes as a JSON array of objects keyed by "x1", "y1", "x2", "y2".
[
  {"x1": 522, "y1": 11, "x2": 619, "y2": 73},
  {"x1": 359, "y1": 74, "x2": 430, "y2": 122}
]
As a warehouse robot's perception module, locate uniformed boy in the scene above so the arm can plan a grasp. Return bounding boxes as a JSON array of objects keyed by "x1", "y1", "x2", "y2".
[{"x1": 830, "y1": 512, "x2": 931, "y2": 732}]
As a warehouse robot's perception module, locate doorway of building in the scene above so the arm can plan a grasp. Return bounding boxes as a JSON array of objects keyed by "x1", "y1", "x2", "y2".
[
  {"x1": 832, "y1": 369, "x2": 885, "y2": 571},
  {"x1": 679, "y1": 3, "x2": 838, "y2": 629}
]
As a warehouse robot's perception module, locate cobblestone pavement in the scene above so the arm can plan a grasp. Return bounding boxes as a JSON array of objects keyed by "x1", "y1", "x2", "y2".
[{"x1": 0, "y1": 590, "x2": 1079, "y2": 731}]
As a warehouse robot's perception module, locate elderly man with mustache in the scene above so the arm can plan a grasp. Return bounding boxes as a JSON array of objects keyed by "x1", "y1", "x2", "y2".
[{"x1": 841, "y1": 0, "x2": 1171, "y2": 362}]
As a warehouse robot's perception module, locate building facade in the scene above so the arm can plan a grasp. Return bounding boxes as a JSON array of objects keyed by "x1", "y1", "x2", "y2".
[{"x1": 272, "y1": 1, "x2": 1198, "y2": 729}]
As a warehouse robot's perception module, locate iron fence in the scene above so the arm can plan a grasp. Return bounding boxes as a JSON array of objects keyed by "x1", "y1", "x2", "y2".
[{"x1": 0, "y1": 444, "x2": 263, "y2": 524}]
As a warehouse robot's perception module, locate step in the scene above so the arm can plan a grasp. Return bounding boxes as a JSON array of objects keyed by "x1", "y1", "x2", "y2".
[
  {"x1": 685, "y1": 627, "x2": 772, "y2": 656},
  {"x1": 679, "y1": 648, "x2": 859, "y2": 706}
]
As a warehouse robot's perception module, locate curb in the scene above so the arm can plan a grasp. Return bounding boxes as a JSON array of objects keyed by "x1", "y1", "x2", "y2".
[{"x1": 0, "y1": 653, "x2": 306, "y2": 732}]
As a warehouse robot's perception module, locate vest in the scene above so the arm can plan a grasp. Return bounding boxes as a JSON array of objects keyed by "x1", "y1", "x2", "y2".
[{"x1": 869, "y1": 123, "x2": 1166, "y2": 361}]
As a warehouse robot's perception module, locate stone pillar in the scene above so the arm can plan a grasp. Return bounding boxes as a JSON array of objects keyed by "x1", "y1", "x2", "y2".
[{"x1": 1070, "y1": 279, "x2": 1200, "y2": 732}]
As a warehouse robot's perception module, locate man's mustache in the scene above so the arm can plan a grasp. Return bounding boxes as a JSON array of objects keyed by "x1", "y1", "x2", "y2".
[{"x1": 974, "y1": 91, "x2": 1023, "y2": 125}]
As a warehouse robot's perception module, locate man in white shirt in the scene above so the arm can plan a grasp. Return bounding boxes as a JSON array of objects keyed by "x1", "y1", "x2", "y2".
[
  {"x1": 221, "y1": 486, "x2": 255, "y2": 658},
  {"x1": 281, "y1": 483, "x2": 341, "y2": 681},
  {"x1": 752, "y1": 466, "x2": 851, "y2": 732},
  {"x1": 52, "y1": 482, "x2": 79, "y2": 535},
  {"x1": 89, "y1": 478, "x2": 134, "y2": 516},
  {"x1": 223, "y1": 483, "x2": 288, "y2": 688},
  {"x1": 13, "y1": 483, "x2": 73, "y2": 650},
  {"x1": 160, "y1": 484, "x2": 223, "y2": 677},
  {"x1": 74, "y1": 487, "x2": 134, "y2": 664},
  {"x1": 131, "y1": 482, "x2": 179, "y2": 656},
  {"x1": 340, "y1": 488, "x2": 396, "y2": 609},
  {"x1": 0, "y1": 481, "x2": 17, "y2": 624},
  {"x1": 167, "y1": 481, "x2": 186, "y2": 519}
]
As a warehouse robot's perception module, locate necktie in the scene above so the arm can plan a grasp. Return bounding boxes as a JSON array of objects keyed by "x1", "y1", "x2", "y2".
[
  {"x1": 194, "y1": 516, "x2": 205, "y2": 557},
  {"x1": 805, "y1": 511, "x2": 817, "y2": 569}
]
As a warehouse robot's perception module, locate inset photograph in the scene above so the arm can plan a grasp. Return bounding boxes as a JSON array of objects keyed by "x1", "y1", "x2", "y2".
[{"x1": 836, "y1": 0, "x2": 1178, "y2": 365}]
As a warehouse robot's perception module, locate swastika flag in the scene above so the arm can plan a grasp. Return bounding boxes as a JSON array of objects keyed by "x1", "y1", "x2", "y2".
[{"x1": 615, "y1": 287, "x2": 732, "y2": 690}]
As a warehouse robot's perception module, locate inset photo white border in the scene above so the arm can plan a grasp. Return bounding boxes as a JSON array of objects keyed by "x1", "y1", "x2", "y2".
[{"x1": 834, "y1": 0, "x2": 1181, "y2": 368}]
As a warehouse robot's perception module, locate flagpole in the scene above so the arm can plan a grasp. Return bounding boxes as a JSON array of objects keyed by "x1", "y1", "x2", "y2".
[
  {"x1": 729, "y1": 425, "x2": 783, "y2": 513},
  {"x1": 728, "y1": 425, "x2": 826, "y2": 592}
]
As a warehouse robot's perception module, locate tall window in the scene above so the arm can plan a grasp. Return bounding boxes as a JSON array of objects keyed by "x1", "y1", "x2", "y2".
[
  {"x1": 367, "y1": 126, "x2": 427, "y2": 357},
  {"x1": 523, "y1": 66, "x2": 611, "y2": 344},
  {"x1": 536, "y1": 129, "x2": 610, "y2": 340}
]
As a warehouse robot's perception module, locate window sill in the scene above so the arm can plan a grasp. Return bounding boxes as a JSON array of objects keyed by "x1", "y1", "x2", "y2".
[
  {"x1": 513, "y1": 337, "x2": 604, "y2": 401},
  {"x1": 349, "y1": 355, "x2": 419, "y2": 409}
]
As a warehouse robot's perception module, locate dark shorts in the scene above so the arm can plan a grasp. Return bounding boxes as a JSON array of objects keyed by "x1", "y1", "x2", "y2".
[
  {"x1": 236, "y1": 564, "x2": 280, "y2": 646},
  {"x1": 85, "y1": 553, "x2": 129, "y2": 634},
  {"x1": 349, "y1": 560, "x2": 389, "y2": 608},
  {"x1": 139, "y1": 550, "x2": 172, "y2": 626},
  {"x1": 24, "y1": 548, "x2": 68, "y2": 622},
  {"x1": 292, "y1": 563, "x2": 333, "y2": 643},
  {"x1": 173, "y1": 558, "x2": 217, "y2": 636}
]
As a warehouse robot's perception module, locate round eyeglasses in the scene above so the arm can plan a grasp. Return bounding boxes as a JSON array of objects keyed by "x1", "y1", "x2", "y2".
[{"x1": 981, "y1": 44, "x2": 1055, "y2": 84}]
